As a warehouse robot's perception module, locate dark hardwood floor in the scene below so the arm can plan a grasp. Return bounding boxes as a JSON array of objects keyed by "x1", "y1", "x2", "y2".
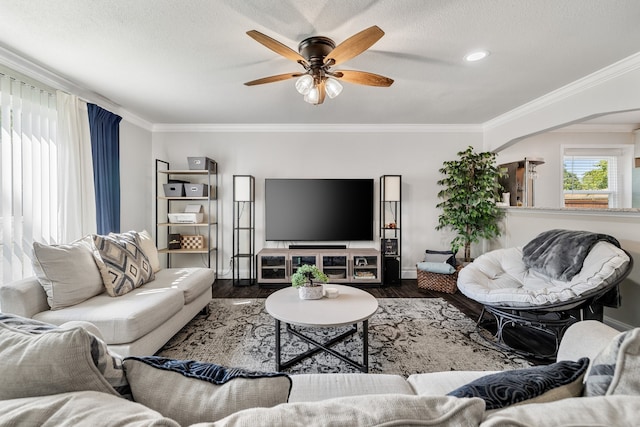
[{"x1": 213, "y1": 279, "x2": 550, "y2": 365}]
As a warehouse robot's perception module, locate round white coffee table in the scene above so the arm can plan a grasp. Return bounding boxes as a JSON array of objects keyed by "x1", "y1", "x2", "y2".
[{"x1": 265, "y1": 284, "x2": 378, "y2": 372}]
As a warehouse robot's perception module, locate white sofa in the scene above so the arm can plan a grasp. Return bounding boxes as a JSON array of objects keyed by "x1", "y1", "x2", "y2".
[
  {"x1": 0, "y1": 231, "x2": 214, "y2": 356},
  {"x1": 1, "y1": 316, "x2": 639, "y2": 426},
  {"x1": 0, "y1": 269, "x2": 214, "y2": 356}
]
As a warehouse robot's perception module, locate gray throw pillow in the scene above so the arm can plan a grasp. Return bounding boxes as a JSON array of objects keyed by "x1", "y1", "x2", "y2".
[
  {"x1": 123, "y1": 356, "x2": 291, "y2": 425},
  {"x1": 447, "y1": 358, "x2": 589, "y2": 410}
]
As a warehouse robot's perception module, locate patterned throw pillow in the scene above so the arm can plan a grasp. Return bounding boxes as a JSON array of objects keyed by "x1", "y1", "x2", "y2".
[
  {"x1": 92, "y1": 232, "x2": 154, "y2": 297},
  {"x1": 447, "y1": 358, "x2": 589, "y2": 410},
  {"x1": 123, "y1": 356, "x2": 291, "y2": 425},
  {"x1": 0, "y1": 313, "x2": 129, "y2": 399},
  {"x1": 584, "y1": 328, "x2": 640, "y2": 396}
]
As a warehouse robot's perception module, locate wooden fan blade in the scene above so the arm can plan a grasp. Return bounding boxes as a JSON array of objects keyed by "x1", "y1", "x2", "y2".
[
  {"x1": 244, "y1": 72, "x2": 303, "y2": 86},
  {"x1": 335, "y1": 70, "x2": 394, "y2": 87},
  {"x1": 325, "y1": 26, "x2": 384, "y2": 66},
  {"x1": 246, "y1": 30, "x2": 306, "y2": 64}
]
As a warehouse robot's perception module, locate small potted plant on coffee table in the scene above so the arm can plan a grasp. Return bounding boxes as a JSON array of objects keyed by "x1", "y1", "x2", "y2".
[{"x1": 291, "y1": 264, "x2": 329, "y2": 300}]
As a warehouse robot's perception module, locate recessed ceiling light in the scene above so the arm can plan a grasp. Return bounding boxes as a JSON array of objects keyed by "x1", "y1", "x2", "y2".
[{"x1": 464, "y1": 50, "x2": 490, "y2": 62}]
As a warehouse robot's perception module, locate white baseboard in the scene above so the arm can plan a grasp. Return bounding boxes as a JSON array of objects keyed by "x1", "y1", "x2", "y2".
[{"x1": 603, "y1": 315, "x2": 633, "y2": 331}]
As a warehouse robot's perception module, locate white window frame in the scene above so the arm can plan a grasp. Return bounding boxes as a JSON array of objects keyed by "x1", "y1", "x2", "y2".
[{"x1": 560, "y1": 144, "x2": 633, "y2": 209}]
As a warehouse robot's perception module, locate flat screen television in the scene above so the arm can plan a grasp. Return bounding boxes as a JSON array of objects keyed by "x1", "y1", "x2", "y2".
[{"x1": 265, "y1": 178, "x2": 374, "y2": 241}]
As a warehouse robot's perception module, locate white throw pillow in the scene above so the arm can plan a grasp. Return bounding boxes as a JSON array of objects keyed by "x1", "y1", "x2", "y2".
[
  {"x1": 138, "y1": 229, "x2": 161, "y2": 273},
  {"x1": 31, "y1": 236, "x2": 104, "y2": 310},
  {"x1": 123, "y1": 357, "x2": 291, "y2": 425},
  {"x1": 0, "y1": 391, "x2": 180, "y2": 427},
  {"x1": 211, "y1": 394, "x2": 485, "y2": 427},
  {"x1": 584, "y1": 328, "x2": 640, "y2": 396},
  {"x1": 481, "y1": 396, "x2": 640, "y2": 427},
  {"x1": 0, "y1": 313, "x2": 129, "y2": 398},
  {"x1": 0, "y1": 321, "x2": 119, "y2": 399}
]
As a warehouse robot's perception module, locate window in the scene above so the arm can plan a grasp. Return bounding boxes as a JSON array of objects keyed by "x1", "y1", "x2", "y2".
[
  {"x1": 562, "y1": 146, "x2": 631, "y2": 209},
  {"x1": 0, "y1": 71, "x2": 57, "y2": 282}
]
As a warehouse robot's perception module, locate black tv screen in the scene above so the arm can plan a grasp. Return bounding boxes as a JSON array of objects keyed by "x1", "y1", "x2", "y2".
[{"x1": 265, "y1": 179, "x2": 374, "y2": 241}]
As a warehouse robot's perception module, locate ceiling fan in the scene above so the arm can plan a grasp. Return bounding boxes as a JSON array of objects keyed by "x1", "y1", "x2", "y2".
[{"x1": 244, "y1": 25, "x2": 394, "y2": 105}]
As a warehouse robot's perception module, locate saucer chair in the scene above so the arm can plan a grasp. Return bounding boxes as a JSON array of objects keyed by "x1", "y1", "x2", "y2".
[{"x1": 457, "y1": 229, "x2": 633, "y2": 360}]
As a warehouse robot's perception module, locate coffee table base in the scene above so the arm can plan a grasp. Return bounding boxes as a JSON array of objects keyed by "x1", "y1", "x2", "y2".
[{"x1": 275, "y1": 319, "x2": 369, "y2": 373}]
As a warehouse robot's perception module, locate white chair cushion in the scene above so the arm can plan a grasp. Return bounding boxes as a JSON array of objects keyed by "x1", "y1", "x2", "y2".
[{"x1": 457, "y1": 242, "x2": 630, "y2": 307}]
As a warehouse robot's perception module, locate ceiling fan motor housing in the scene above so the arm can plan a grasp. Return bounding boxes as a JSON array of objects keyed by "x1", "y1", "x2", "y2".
[{"x1": 298, "y1": 36, "x2": 335, "y2": 67}]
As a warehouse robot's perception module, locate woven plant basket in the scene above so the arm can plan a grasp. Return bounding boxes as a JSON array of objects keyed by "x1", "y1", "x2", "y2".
[{"x1": 416, "y1": 265, "x2": 462, "y2": 294}]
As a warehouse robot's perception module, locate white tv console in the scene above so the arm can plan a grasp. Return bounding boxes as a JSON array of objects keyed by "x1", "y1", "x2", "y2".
[{"x1": 257, "y1": 248, "x2": 381, "y2": 286}]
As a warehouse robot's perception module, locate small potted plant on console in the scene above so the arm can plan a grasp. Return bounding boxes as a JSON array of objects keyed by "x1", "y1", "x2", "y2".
[{"x1": 291, "y1": 264, "x2": 329, "y2": 300}]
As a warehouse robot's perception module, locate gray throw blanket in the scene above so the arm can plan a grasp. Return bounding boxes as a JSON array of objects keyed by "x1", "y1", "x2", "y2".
[{"x1": 522, "y1": 229, "x2": 621, "y2": 282}]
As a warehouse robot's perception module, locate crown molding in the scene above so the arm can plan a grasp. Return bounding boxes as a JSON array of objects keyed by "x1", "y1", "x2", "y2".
[
  {"x1": 483, "y1": 52, "x2": 640, "y2": 131},
  {"x1": 0, "y1": 45, "x2": 153, "y2": 131},
  {"x1": 552, "y1": 123, "x2": 638, "y2": 133},
  {"x1": 151, "y1": 123, "x2": 483, "y2": 133}
]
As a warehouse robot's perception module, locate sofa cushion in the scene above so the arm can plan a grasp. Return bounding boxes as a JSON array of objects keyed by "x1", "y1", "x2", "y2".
[
  {"x1": 408, "y1": 371, "x2": 499, "y2": 396},
  {"x1": 0, "y1": 391, "x2": 180, "y2": 427},
  {"x1": 480, "y1": 395, "x2": 640, "y2": 427},
  {"x1": 288, "y1": 373, "x2": 415, "y2": 402},
  {"x1": 31, "y1": 236, "x2": 104, "y2": 310},
  {"x1": 33, "y1": 287, "x2": 184, "y2": 344},
  {"x1": 202, "y1": 395, "x2": 485, "y2": 427},
  {"x1": 92, "y1": 232, "x2": 155, "y2": 297},
  {"x1": 0, "y1": 318, "x2": 120, "y2": 399},
  {"x1": 584, "y1": 327, "x2": 640, "y2": 396},
  {"x1": 447, "y1": 358, "x2": 588, "y2": 410},
  {"x1": 0, "y1": 313, "x2": 129, "y2": 397},
  {"x1": 143, "y1": 267, "x2": 215, "y2": 304},
  {"x1": 124, "y1": 356, "x2": 291, "y2": 425}
]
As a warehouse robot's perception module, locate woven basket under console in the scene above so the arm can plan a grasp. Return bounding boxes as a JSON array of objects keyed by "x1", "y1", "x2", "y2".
[{"x1": 416, "y1": 265, "x2": 462, "y2": 294}]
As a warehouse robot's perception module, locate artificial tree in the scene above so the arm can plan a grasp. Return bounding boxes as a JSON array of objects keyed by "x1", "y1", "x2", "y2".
[{"x1": 436, "y1": 146, "x2": 504, "y2": 263}]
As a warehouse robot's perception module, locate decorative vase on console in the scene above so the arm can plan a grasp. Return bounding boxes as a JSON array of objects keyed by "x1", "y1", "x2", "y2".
[{"x1": 291, "y1": 264, "x2": 329, "y2": 300}]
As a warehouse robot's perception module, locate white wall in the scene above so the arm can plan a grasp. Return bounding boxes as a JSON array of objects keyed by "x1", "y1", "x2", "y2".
[
  {"x1": 120, "y1": 120, "x2": 153, "y2": 232},
  {"x1": 151, "y1": 130, "x2": 482, "y2": 278}
]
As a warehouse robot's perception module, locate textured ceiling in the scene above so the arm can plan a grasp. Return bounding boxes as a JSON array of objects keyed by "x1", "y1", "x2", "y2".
[{"x1": 1, "y1": 0, "x2": 639, "y2": 125}]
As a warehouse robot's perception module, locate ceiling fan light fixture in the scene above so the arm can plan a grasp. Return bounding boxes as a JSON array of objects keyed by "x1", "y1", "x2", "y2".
[
  {"x1": 304, "y1": 85, "x2": 320, "y2": 104},
  {"x1": 325, "y1": 77, "x2": 343, "y2": 99},
  {"x1": 295, "y1": 74, "x2": 314, "y2": 95}
]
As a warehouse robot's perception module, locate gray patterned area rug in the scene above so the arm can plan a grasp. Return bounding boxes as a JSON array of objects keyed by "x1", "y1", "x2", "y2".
[{"x1": 157, "y1": 298, "x2": 532, "y2": 375}]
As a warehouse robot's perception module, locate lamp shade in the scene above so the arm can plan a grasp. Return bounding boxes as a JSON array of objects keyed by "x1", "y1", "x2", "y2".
[
  {"x1": 234, "y1": 175, "x2": 254, "y2": 201},
  {"x1": 325, "y1": 77, "x2": 343, "y2": 99},
  {"x1": 295, "y1": 75, "x2": 314, "y2": 95},
  {"x1": 304, "y1": 86, "x2": 320, "y2": 104},
  {"x1": 383, "y1": 175, "x2": 401, "y2": 201}
]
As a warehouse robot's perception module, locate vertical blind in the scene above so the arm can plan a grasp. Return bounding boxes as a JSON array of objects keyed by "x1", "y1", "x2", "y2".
[
  {"x1": 1, "y1": 73, "x2": 57, "y2": 283},
  {"x1": 563, "y1": 147, "x2": 621, "y2": 208}
]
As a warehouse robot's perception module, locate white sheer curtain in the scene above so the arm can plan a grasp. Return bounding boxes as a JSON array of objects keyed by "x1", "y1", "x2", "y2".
[
  {"x1": 1, "y1": 73, "x2": 57, "y2": 282},
  {"x1": 56, "y1": 91, "x2": 96, "y2": 241},
  {"x1": 0, "y1": 72, "x2": 95, "y2": 283}
]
